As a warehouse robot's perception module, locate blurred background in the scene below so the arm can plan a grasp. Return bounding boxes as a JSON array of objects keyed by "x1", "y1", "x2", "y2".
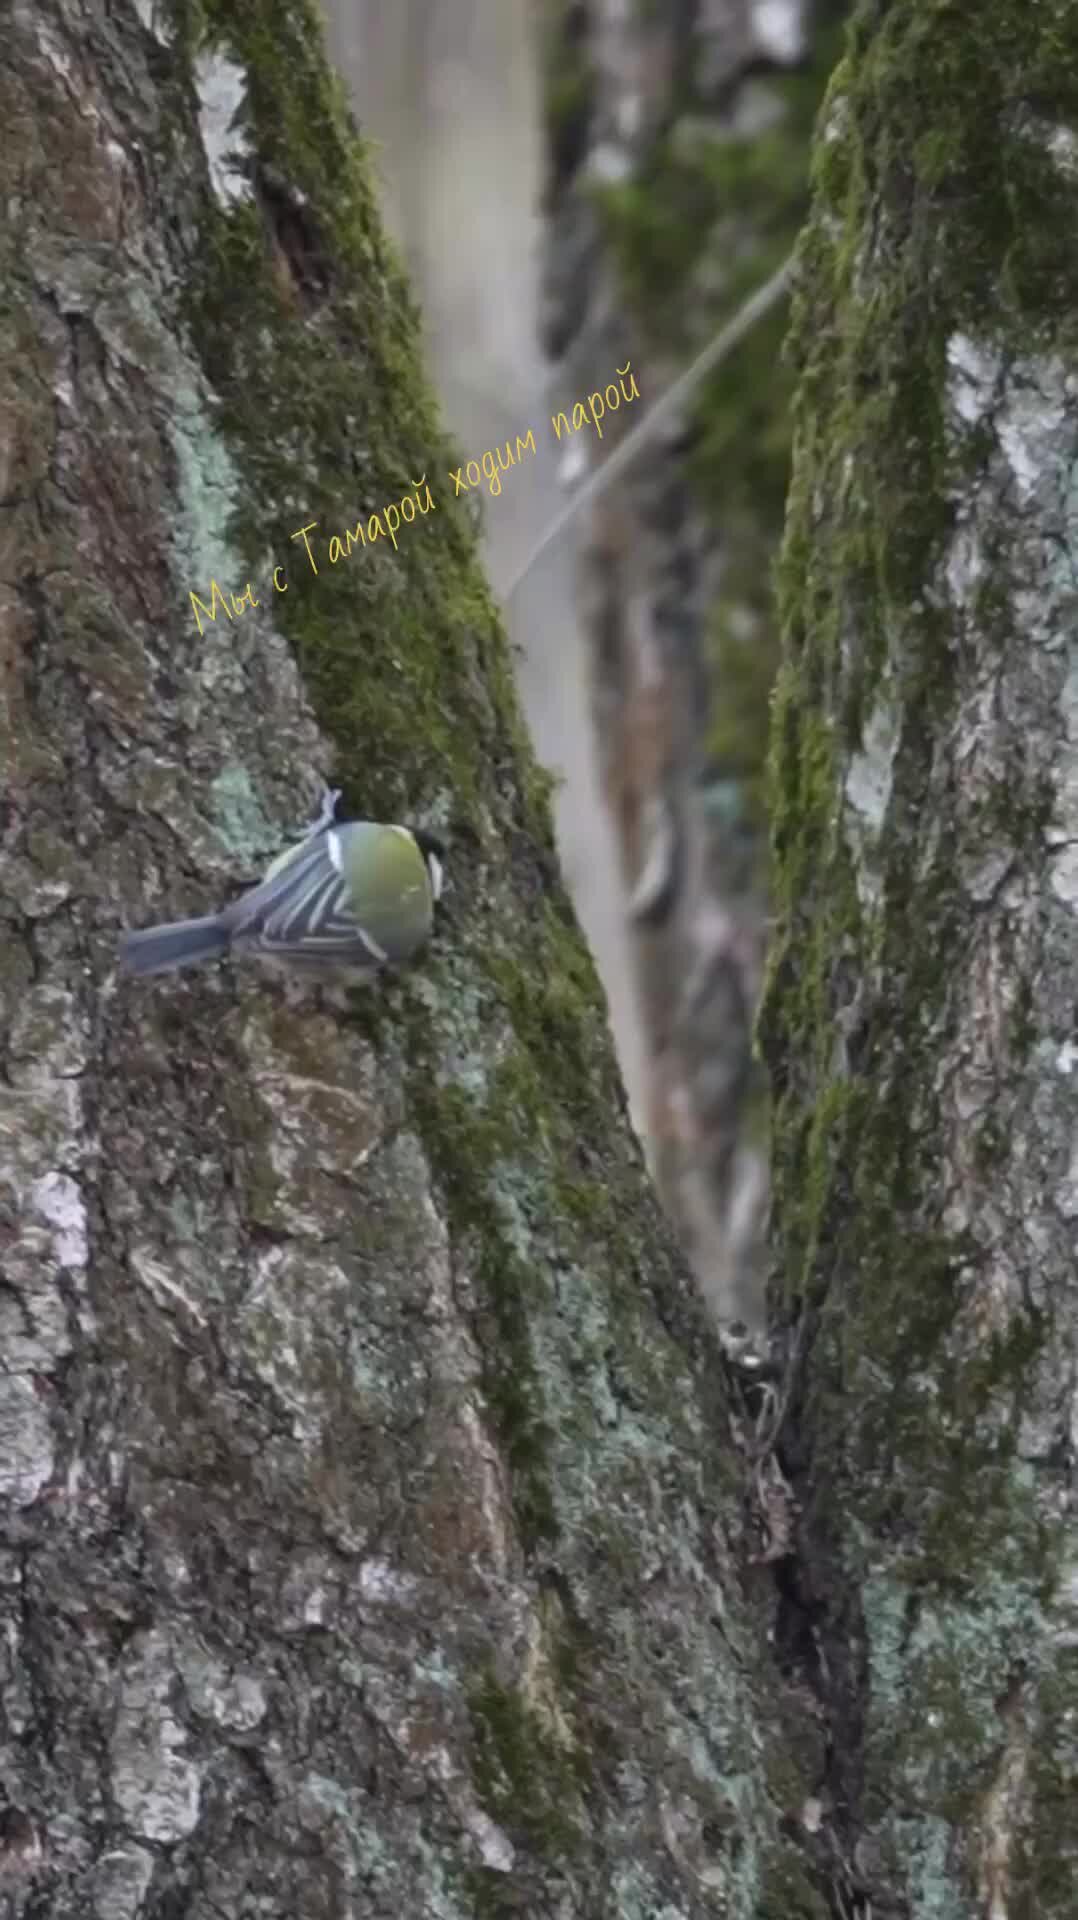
[{"x1": 321, "y1": 0, "x2": 848, "y2": 1329}]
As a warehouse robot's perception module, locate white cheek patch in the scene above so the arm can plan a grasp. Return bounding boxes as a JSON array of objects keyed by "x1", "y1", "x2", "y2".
[
  {"x1": 428, "y1": 854, "x2": 444, "y2": 901},
  {"x1": 326, "y1": 830, "x2": 343, "y2": 873}
]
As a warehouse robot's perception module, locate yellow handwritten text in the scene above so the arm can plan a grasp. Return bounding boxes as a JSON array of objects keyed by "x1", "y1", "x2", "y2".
[
  {"x1": 551, "y1": 361, "x2": 640, "y2": 444},
  {"x1": 448, "y1": 429, "x2": 537, "y2": 499},
  {"x1": 185, "y1": 366, "x2": 636, "y2": 630},
  {"x1": 189, "y1": 578, "x2": 261, "y2": 636},
  {"x1": 187, "y1": 480, "x2": 437, "y2": 630}
]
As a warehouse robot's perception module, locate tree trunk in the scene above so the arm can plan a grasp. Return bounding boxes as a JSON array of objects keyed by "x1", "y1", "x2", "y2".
[
  {"x1": 762, "y1": 0, "x2": 1078, "y2": 1911},
  {"x1": 0, "y1": 2, "x2": 811, "y2": 1915}
]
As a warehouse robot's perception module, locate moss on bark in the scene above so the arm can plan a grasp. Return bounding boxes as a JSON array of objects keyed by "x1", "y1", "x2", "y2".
[{"x1": 764, "y1": 0, "x2": 1078, "y2": 1910}]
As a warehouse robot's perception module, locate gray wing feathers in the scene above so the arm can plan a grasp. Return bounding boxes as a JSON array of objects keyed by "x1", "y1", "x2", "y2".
[
  {"x1": 223, "y1": 830, "x2": 381, "y2": 962},
  {"x1": 263, "y1": 864, "x2": 348, "y2": 942},
  {"x1": 220, "y1": 834, "x2": 328, "y2": 934}
]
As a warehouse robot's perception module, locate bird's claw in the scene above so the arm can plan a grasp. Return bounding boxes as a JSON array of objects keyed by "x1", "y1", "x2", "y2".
[{"x1": 304, "y1": 778, "x2": 341, "y2": 840}]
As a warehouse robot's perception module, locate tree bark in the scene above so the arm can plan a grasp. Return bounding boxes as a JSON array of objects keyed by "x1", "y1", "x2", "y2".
[
  {"x1": 0, "y1": 2, "x2": 810, "y2": 1915},
  {"x1": 762, "y1": 0, "x2": 1078, "y2": 1911},
  {"x1": 9, "y1": 2, "x2": 1072, "y2": 1916}
]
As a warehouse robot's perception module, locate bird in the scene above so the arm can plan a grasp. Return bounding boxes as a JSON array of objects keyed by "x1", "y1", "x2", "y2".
[{"x1": 118, "y1": 784, "x2": 444, "y2": 979}]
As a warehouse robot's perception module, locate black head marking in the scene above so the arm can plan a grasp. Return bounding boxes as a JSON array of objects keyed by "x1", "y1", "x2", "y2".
[{"x1": 408, "y1": 827, "x2": 446, "y2": 864}]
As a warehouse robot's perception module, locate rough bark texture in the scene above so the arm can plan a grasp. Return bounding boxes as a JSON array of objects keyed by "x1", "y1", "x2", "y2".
[
  {"x1": 0, "y1": 1, "x2": 821, "y2": 1915},
  {"x1": 762, "y1": 0, "x2": 1078, "y2": 1912},
  {"x1": 539, "y1": 0, "x2": 847, "y2": 1328}
]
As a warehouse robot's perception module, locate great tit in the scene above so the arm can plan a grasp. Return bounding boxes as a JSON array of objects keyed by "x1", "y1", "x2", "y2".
[{"x1": 119, "y1": 792, "x2": 444, "y2": 979}]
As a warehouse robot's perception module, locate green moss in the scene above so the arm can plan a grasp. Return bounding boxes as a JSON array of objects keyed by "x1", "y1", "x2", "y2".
[
  {"x1": 487, "y1": 896, "x2": 625, "y2": 1133},
  {"x1": 756, "y1": 1848, "x2": 832, "y2": 1920},
  {"x1": 453, "y1": 1864, "x2": 533, "y2": 1920},
  {"x1": 468, "y1": 1664, "x2": 589, "y2": 1862},
  {"x1": 180, "y1": 204, "x2": 509, "y2": 825},
  {"x1": 766, "y1": 0, "x2": 1078, "y2": 1317},
  {"x1": 173, "y1": 0, "x2": 553, "y2": 843}
]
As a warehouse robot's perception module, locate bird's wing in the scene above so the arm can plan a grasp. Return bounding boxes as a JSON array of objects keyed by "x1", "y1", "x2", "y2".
[{"x1": 223, "y1": 832, "x2": 385, "y2": 961}]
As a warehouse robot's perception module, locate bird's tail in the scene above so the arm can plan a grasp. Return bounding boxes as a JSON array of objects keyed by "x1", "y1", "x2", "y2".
[{"x1": 118, "y1": 914, "x2": 230, "y2": 976}]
